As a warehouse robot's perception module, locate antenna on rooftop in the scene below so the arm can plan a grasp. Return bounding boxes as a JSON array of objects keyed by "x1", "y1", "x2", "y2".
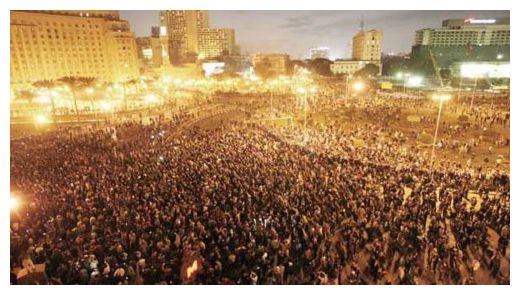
[{"x1": 360, "y1": 15, "x2": 365, "y2": 32}]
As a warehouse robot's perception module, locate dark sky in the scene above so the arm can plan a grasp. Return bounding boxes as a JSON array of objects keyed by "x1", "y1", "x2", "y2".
[{"x1": 120, "y1": 10, "x2": 509, "y2": 59}]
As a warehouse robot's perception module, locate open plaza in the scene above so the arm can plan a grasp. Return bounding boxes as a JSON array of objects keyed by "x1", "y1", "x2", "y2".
[{"x1": 10, "y1": 10, "x2": 509, "y2": 285}]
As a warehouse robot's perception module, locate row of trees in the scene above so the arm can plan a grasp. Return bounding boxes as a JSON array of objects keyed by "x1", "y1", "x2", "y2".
[
  {"x1": 17, "y1": 77, "x2": 149, "y2": 122},
  {"x1": 254, "y1": 57, "x2": 381, "y2": 79}
]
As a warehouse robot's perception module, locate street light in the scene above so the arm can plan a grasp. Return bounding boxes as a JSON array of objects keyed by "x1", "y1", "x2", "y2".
[
  {"x1": 85, "y1": 87, "x2": 96, "y2": 115},
  {"x1": 406, "y1": 76, "x2": 423, "y2": 87},
  {"x1": 430, "y1": 93, "x2": 451, "y2": 178},
  {"x1": 144, "y1": 93, "x2": 159, "y2": 105},
  {"x1": 10, "y1": 194, "x2": 19, "y2": 211},
  {"x1": 295, "y1": 87, "x2": 313, "y2": 142},
  {"x1": 352, "y1": 81, "x2": 365, "y2": 92},
  {"x1": 35, "y1": 114, "x2": 49, "y2": 125}
]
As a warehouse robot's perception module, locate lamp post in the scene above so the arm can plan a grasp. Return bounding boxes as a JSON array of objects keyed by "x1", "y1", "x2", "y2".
[
  {"x1": 345, "y1": 74, "x2": 351, "y2": 101},
  {"x1": 85, "y1": 87, "x2": 97, "y2": 122},
  {"x1": 297, "y1": 86, "x2": 317, "y2": 142},
  {"x1": 10, "y1": 193, "x2": 20, "y2": 212},
  {"x1": 430, "y1": 93, "x2": 451, "y2": 178},
  {"x1": 470, "y1": 76, "x2": 478, "y2": 111},
  {"x1": 270, "y1": 88, "x2": 274, "y2": 118},
  {"x1": 403, "y1": 73, "x2": 411, "y2": 94}
]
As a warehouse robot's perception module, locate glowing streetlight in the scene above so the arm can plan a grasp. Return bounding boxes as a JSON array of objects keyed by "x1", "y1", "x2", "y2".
[
  {"x1": 430, "y1": 93, "x2": 452, "y2": 178},
  {"x1": 352, "y1": 81, "x2": 365, "y2": 92},
  {"x1": 100, "y1": 101, "x2": 114, "y2": 112},
  {"x1": 35, "y1": 114, "x2": 49, "y2": 125},
  {"x1": 144, "y1": 94, "x2": 159, "y2": 104},
  {"x1": 37, "y1": 94, "x2": 51, "y2": 105},
  {"x1": 406, "y1": 76, "x2": 423, "y2": 87},
  {"x1": 85, "y1": 87, "x2": 94, "y2": 94},
  {"x1": 10, "y1": 194, "x2": 19, "y2": 211}
]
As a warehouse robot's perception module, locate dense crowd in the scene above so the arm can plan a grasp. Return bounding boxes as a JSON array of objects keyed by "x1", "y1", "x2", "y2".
[{"x1": 11, "y1": 88, "x2": 509, "y2": 284}]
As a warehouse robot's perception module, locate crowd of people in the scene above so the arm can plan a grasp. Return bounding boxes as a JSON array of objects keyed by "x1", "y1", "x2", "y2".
[{"x1": 10, "y1": 90, "x2": 509, "y2": 285}]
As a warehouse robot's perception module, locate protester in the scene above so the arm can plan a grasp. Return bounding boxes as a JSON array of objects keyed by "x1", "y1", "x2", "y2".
[{"x1": 10, "y1": 91, "x2": 509, "y2": 285}]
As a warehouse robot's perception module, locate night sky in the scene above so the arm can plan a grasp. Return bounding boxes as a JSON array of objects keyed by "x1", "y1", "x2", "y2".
[{"x1": 120, "y1": 10, "x2": 509, "y2": 60}]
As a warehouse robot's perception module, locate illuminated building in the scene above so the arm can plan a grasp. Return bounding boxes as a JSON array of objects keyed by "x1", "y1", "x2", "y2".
[
  {"x1": 330, "y1": 60, "x2": 381, "y2": 76},
  {"x1": 136, "y1": 26, "x2": 171, "y2": 73},
  {"x1": 415, "y1": 18, "x2": 510, "y2": 47},
  {"x1": 10, "y1": 10, "x2": 139, "y2": 90},
  {"x1": 160, "y1": 10, "x2": 209, "y2": 63},
  {"x1": 352, "y1": 30, "x2": 383, "y2": 61},
  {"x1": 198, "y1": 28, "x2": 237, "y2": 60},
  {"x1": 309, "y1": 47, "x2": 330, "y2": 60},
  {"x1": 410, "y1": 18, "x2": 510, "y2": 76},
  {"x1": 252, "y1": 53, "x2": 290, "y2": 76},
  {"x1": 136, "y1": 37, "x2": 162, "y2": 71}
]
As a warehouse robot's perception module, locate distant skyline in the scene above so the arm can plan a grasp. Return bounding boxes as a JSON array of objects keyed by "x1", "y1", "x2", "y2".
[{"x1": 120, "y1": 10, "x2": 509, "y2": 59}]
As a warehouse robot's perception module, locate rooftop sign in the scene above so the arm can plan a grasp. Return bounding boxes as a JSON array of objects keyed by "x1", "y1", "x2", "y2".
[{"x1": 464, "y1": 18, "x2": 496, "y2": 24}]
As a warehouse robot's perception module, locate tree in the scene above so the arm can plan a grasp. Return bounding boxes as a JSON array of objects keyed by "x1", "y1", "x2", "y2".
[
  {"x1": 17, "y1": 90, "x2": 35, "y2": 103},
  {"x1": 308, "y1": 58, "x2": 333, "y2": 77},
  {"x1": 254, "y1": 57, "x2": 273, "y2": 79},
  {"x1": 382, "y1": 55, "x2": 410, "y2": 76},
  {"x1": 354, "y1": 63, "x2": 380, "y2": 78},
  {"x1": 287, "y1": 60, "x2": 306, "y2": 75},
  {"x1": 439, "y1": 68, "x2": 452, "y2": 80},
  {"x1": 33, "y1": 80, "x2": 57, "y2": 122},
  {"x1": 58, "y1": 76, "x2": 96, "y2": 122}
]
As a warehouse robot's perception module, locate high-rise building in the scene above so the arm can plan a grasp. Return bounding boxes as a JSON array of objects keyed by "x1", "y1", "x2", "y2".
[
  {"x1": 136, "y1": 37, "x2": 163, "y2": 71},
  {"x1": 352, "y1": 29, "x2": 383, "y2": 61},
  {"x1": 309, "y1": 47, "x2": 330, "y2": 60},
  {"x1": 198, "y1": 28, "x2": 236, "y2": 60},
  {"x1": 410, "y1": 18, "x2": 510, "y2": 77},
  {"x1": 136, "y1": 26, "x2": 171, "y2": 73},
  {"x1": 415, "y1": 18, "x2": 510, "y2": 47},
  {"x1": 10, "y1": 10, "x2": 139, "y2": 90},
  {"x1": 330, "y1": 29, "x2": 382, "y2": 77},
  {"x1": 160, "y1": 10, "x2": 209, "y2": 63}
]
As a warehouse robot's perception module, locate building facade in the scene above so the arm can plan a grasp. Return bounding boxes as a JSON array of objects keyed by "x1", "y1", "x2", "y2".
[
  {"x1": 135, "y1": 26, "x2": 170, "y2": 73},
  {"x1": 330, "y1": 60, "x2": 381, "y2": 76},
  {"x1": 415, "y1": 18, "x2": 510, "y2": 47},
  {"x1": 410, "y1": 18, "x2": 510, "y2": 76},
  {"x1": 352, "y1": 29, "x2": 383, "y2": 61},
  {"x1": 198, "y1": 28, "x2": 236, "y2": 60},
  {"x1": 160, "y1": 10, "x2": 209, "y2": 63},
  {"x1": 136, "y1": 37, "x2": 163, "y2": 71},
  {"x1": 10, "y1": 10, "x2": 139, "y2": 90}
]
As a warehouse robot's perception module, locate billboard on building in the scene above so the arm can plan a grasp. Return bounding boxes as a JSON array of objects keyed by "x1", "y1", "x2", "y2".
[{"x1": 459, "y1": 62, "x2": 510, "y2": 78}]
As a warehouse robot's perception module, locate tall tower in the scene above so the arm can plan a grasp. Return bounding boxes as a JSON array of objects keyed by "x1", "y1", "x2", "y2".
[
  {"x1": 352, "y1": 29, "x2": 383, "y2": 61},
  {"x1": 160, "y1": 10, "x2": 209, "y2": 64}
]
